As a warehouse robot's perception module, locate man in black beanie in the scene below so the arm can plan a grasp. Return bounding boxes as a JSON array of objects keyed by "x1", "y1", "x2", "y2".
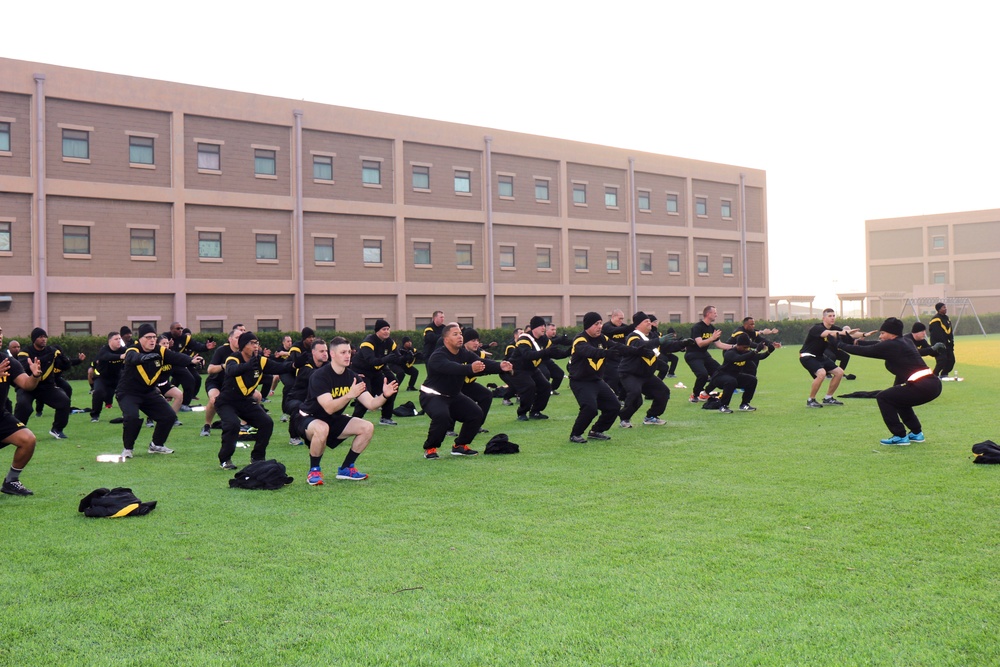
[
  {"x1": 387, "y1": 336, "x2": 420, "y2": 392},
  {"x1": 509, "y1": 316, "x2": 569, "y2": 421},
  {"x1": 927, "y1": 302, "x2": 956, "y2": 380},
  {"x1": 215, "y1": 331, "x2": 294, "y2": 469},
  {"x1": 14, "y1": 328, "x2": 75, "y2": 439},
  {"x1": 836, "y1": 317, "x2": 942, "y2": 445},
  {"x1": 350, "y1": 319, "x2": 402, "y2": 425},
  {"x1": 116, "y1": 323, "x2": 205, "y2": 459},
  {"x1": 618, "y1": 312, "x2": 688, "y2": 426}
]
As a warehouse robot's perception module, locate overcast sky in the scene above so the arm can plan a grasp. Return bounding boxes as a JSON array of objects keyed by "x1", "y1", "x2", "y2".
[{"x1": 7, "y1": 1, "x2": 999, "y2": 310}]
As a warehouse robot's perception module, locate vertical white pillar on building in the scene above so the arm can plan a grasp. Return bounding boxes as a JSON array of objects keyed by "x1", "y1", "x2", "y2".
[
  {"x1": 293, "y1": 110, "x2": 304, "y2": 331},
  {"x1": 627, "y1": 157, "x2": 638, "y2": 315},
  {"x1": 559, "y1": 159, "x2": 571, "y2": 326},
  {"x1": 739, "y1": 172, "x2": 748, "y2": 317},
  {"x1": 484, "y1": 136, "x2": 495, "y2": 329},
  {"x1": 686, "y1": 175, "x2": 695, "y2": 322},
  {"x1": 171, "y1": 108, "x2": 186, "y2": 323},
  {"x1": 392, "y1": 137, "x2": 406, "y2": 328},
  {"x1": 33, "y1": 73, "x2": 47, "y2": 330}
]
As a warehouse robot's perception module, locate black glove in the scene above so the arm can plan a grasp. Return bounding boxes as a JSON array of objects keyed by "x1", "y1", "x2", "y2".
[
  {"x1": 658, "y1": 335, "x2": 673, "y2": 345},
  {"x1": 139, "y1": 352, "x2": 161, "y2": 363},
  {"x1": 931, "y1": 342, "x2": 947, "y2": 354}
]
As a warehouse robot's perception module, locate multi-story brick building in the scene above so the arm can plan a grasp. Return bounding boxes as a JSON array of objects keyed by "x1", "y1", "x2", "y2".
[
  {"x1": 0, "y1": 57, "x2": 768, "y2": 335},
  {"x1": 866, "y1": 209, "x2": 1000, "y2": 317}
]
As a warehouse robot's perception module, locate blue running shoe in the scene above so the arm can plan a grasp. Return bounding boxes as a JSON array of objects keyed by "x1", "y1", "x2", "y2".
[
  {"x1": 908, "y1": 432, "x2": 925, "y2": 442},
  {"x1": 336, "y1": 466, "x2": 368, "y2": 481},
  {"x1": 307, "y1": 467, "x2": 324, "y2": 486},
  {"x1": 880, "y1": 435, "x2": 910, "y2": 446}
]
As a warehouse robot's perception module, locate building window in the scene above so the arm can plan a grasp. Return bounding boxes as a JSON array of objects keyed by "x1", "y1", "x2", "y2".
[
  {"x1": 536, "y1": 246, "x2": 551, "y2": 270},
  {"x1": 454, "y1": 170, "x2": 471, "y2": 194},
  {"x1": 572, "y1": 183, "x2": 586, "y2": 205},
  {"x1": 131, "y1": 320, "x2": 156, "y2": 332},
  {"x1": 0, "y1": 122, "x2": 10, "y2": 152},
  {"x1": 456, "y1": 243, "x2": 473, "y2": 267},
  {"x1": 313, "y1": 155, "x2": 333, "y2": 181},
  {"x1": 500, "y1": 316, "x2": 517, "y2": 328},
  {"x1": 130, "y1": 228, "x2": 156, "y2": 257},
  {"x1": 574, "y1": 248, "x2": 588, "y2": 271},
  {"x1": 722, "y1": 313, "x2": 735, "y2": 323},
  {"x1": 498, "y1": 175, "x2": 514, "y2": 198},
  {"x1": 257, "y1": 319, "x2": 280, "y2": 332},
  {"x1": 412, "y1": 165, "x2": 430, "y2": 190},
  {"x1": 64, "y1": 321, "x2": 92, "y2": 336},
  {"x1": 666, "y1": 193, "x2": 679, "y2": 214},
  {"x1": 499, "y1": 244, "x2": 515, "y2": 268},
  {"x1": 0, "y1": 222, "x2": 10, "y2": 252},
  {"x1": 697, "y1": 254, "x2": 709, "y2": 274},
  {"x1": 197, "y1": 143, "x2": 220, "y2": 170},
  {"x1": 932, "y1": 235, "x2": 946, "y2": 249},
  {"x1": 535, "y1": 179, "x2": 550, "y2": 202},
  {"x1": 199, "y1": 320, "x2": 224, "y2": 334},
  {"x1": 62, "y1": 129, "x2": 89, "y2": 159},
  {"x1": 362, "y1": 160, "x2": 381, "y2": 185},
  {"x1": 721, "y1": 200, "x2": 732, "y2": 219},
  {"x1": 606, "y1": 251, "x2": 620, "y2": 272},
  {"x1": 414, "y1": 317, "x2": 432, "y2": 331},
  {"x1": 256, "y1": 234, "x2": 277, "y2": 260},
  {"x1": 669, "y1": 313, "x2": 682, "y2": 324},
  {"x1": 605, "y1": 187, "x2": 618, "y2": 208},
  {"x1": 667, "y1": 253, "x2": 680, "y2": 274},
  {"x1": 640, "y1": 252, "x2": 653, "y2": 273},
  {"x1": 638, "y1": 191, "x2": 651, "y2": 211},
  {"x1": 315, "y1": 318, "x2": 337, "y2": 331},
  {"x1": 933, "y1": 271, "x2": 947, "y2": 284},
  {"x1": 414, "y1": 241, "x2": 432, "y2": 266},
  {"x1": 363, "y1": 239, "x2": 382, "y2": 264},
  {"x1": 63, "y1": 225, "x2": 90, "y2": 255},
  {"x1": 722, "y1": 256, "x2": 734, "y2": 276},
  {"x1": 198, "y1": 231, "x2": 222, "y2": 259},
  {"x1": 314, "y1": 237, "x2": 335, "y2": 263},
  {"x1": 696, "y1": 197, "x2": 708, "y2": 217},
  {"x1": 129, "y1": 136, "x2": 154, "y2": 165},
  {"x1": 456, "y1": 316, "x2": 475, "y2": 328},
  {"x1": 254, "y1": 149, "x2": 276, "y2": 176}
]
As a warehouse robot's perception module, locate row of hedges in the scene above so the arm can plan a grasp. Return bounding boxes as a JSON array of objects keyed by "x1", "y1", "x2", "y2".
[{"x1": 11, "y1": 314, "x2": 997, "y2": 382}]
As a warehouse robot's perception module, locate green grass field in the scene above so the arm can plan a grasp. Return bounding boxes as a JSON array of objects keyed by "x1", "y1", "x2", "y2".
[{"x1": 2, "y1": 336, "x2": 999, "y2": 666}]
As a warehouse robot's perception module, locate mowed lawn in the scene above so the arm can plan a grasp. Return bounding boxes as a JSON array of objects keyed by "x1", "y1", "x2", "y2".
[{"x1": 2, "y1": 335, "x2": 999, "y2": 666}]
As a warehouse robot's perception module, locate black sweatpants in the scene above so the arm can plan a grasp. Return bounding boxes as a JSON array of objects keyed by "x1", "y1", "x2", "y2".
[
  {"x1": 712, "y1": 372, "x2": 757, "y2": 408},
  {"x1": 877, "y1": 376, "x2": 942, "y2": 437},
  {"x1": 117, "y1": 389, "x2": 177, "y2": 450},
  {"x1": 15, "y1": 383, "x2": 70, "y2": 432},
  {"x1": 684, "y1": 354, "x2": 721, "y2": 397},
  {"x1": 933, "y1": 346, "x2": 956, "y2": 378},
  {"x1": 619, "y1": 374, "x2": 669, "y2": 421},
  {"x1": 91, "y1": 375, "x2": 118, "y2": 420},
  {"x1": 570, "y1": 378, "x2": 620, "y2": 437},
  {"x1": 171, "y1": 366, "x2": 201, "y2": 406},
  {"x1": 216, "y1": 398, "x2": 274, "y2": 463},
  {"x1": 419, "y1": 391, "x2": 483, "y2": 451},
  {"x1": 509, "y1": 368, "x2": 550, "y2": 417},
  {"x1": 351, "y1": 368, "x2": 396, "y2": 421}
]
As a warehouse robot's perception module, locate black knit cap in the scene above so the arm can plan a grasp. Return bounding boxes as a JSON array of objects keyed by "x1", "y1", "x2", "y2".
[
  {"x1": 735, "y1": 333, "x2": 753, "y2": 347},
  {"x1": 238, "y1": 331, "x2": 258, "y2": 350},
  {"x1": 911, "y1": 322, "x2": 927, "y2": 333},
  {"x1": 137, "y1": 323, "x2": 157, "y2": 338},
  {"x1": 583, "y1": 312, "x2": 602, "y2": 329},
  {"x1": 528, "y1": 316, "x2": 546, "y2": 330},
  {"x1": 462, "y1": 327, "x2": 480, "y2": 342},
  {"x1": 120, "y1": 325, "x2": 132, "y2": 336},
  {"x1": 30, "y1": 327, "x2": 47, "y2": 343},
  {"x1": 632, "y1": 311, "x2": 650, "y2": 326},
  {"x1": 373, "y1": 319, "x2": 390, "y2": 332},
  {"x1": 301, "y1": 327, "x2": 315, "y2": 339},
  {"x1": 879, "y1": 317, "x2": 904, "y2": 337}
]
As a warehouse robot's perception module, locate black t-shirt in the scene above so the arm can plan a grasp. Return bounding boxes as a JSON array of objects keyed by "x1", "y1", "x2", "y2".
[
  {"x1": 301, "y1": 364, "x2": 360, "y2": 418},
  {"x1": 686, "y1": 321, "x2": 719, "y2": 359}
]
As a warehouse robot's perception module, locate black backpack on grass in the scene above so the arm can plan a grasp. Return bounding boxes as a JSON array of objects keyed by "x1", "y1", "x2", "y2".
[
  {"x1": 972, "y1": 440, "x2": 1000, "y2": 464},
  {"x1": 392, "y1": 400, "x2": 419, "y2": 417},
  {"x1": 229, "y1": 459, "x2": 294, "y2": 489},
  {"x1": 79, "y1": 487, "x2": 157, "y2": 517}
]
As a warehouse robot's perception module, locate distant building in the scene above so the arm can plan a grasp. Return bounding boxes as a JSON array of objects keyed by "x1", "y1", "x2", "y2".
[
  {"x1": 866, "y1": 209, "x2": 1000, "y2": 317},
  {"x1": 0, "y1": 58, "x2": 768, "y2": 335}
]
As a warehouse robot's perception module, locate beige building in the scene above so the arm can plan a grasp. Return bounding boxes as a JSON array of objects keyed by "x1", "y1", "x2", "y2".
[
  {"x1": 866, "y1": 209, "x2": 1000, "y2": 317},
  {"x1": 0, "y1": 57, "x2": 769, "y2": 336}
]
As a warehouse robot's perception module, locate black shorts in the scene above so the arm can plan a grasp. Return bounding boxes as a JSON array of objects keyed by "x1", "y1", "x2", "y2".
[
  {"x1": 0, "y1": 412, "x2": 28, "y2": 446},
  {"x1": 800, "y1": 355, "x2": 837, "y2": 378},
  {"x1": 156, "y1": 380, "x2": 175, "y2": 396},
  {"x1": 293, "y1": 412, "x2": 351, "y2": 446}
]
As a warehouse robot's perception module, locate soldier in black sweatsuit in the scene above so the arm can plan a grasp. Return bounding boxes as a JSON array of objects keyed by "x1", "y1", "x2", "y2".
[
  {"x1": 618, "y1": 312, "x2": 689, "y2": 425},
  {"x1": 216, "y1": 331, "x2": 294, "y2": 468},
  {"x1": 510, "y1": 316, "x2": 569, "y2": 420},
  {"x1": 117, "y1": 323, "x2": 203, "y2": 457},
  {"x1": 15, "y1": 328, "x2": 74, "y2": 438},
  {"x1": 91, "y1": 331, "x2": 127, "y2": 422},
  {"x1": 837, "y1": 317, "x2": 942, "y2": 441},
  {"x1": 350, "y1": 319, "x2": 402, "y2": 424},
  {"x1": 927, "y1": 302, "x2": 956, "y2": 378},
  {"x1": 168, "y1": 323, "x2": 216, "y2": 409}
]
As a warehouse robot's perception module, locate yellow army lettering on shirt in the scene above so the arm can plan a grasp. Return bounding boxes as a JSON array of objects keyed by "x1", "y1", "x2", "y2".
[{"x1": 329, "y1": 384, "x2": 352, "y2": 399}]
